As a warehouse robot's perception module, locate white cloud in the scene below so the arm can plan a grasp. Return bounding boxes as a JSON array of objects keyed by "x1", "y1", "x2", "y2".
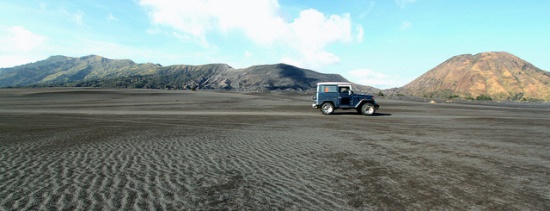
[
  {"x1": 1, "y1": 26, "x2": 46, "y2": 52},
  {"x1": 280, "y1": 57, "x2": 303, "y2": 68},
  {"x1": 58, "y1": 7, "x2": 86, "y2": 26},
  {"x1": 400, "y1": 21, "x2": 412, "y2": 30},
  {"x1": 39, "y1": 2, "x2": 48, "y2": 10},
  {"x1": 283, "y1": 9, "x2": 356, "y2": 68},
  {"x1": 347, "y1": 69, "x2": 411, "y2": 89},
  {"x1": 0, "y1": 24, "x2": 208, "y2": 68},
  {"x1": 108, "y1": 13, "x2": 117, "y2": 21},
  {"x1": 356, "y1": 25, "x2": 364, "y2": 42},
  {"x1": 0, "y1": 56, "x2": 39, "y2": 68},
  {"x1": 281, "y1": 50, "x2": 340, "y2": 68},
  {"x1": 0, "y1": 26, "x2": 47, "y2": 67},
  {"x1": 138, "y1": 0, "x2": 286, "y2": 43},
  {"x1": 138, "y1": 0, "x2": 362, "y2": 69},
  {"x1": 212, "y1": 0, "x2": 287, "y2": 45},
  {"x1": 70, "y1": 39, "x2": 223, "y2": 66},
  {"x1": 360, "y1": 1, "x2": 376, "y2": 18},
  {"x1": 70, "y1": 39, "x2": 157, "y2": 62},
  {"x1": 287, "y1": 9, "x2": 354, "y2": 49},
  {"x1": 139, "y1": 0, "x2": 214, "y2": 38},
  {"x1": 395, "y1": 0, "x2": 416, "y2": 9},
  {"x1": 304, "y1": 50, "x2": 340, "y2": 66},
  {"x1": 73, "y1": 10, "x2": 85, "y2": 25}
]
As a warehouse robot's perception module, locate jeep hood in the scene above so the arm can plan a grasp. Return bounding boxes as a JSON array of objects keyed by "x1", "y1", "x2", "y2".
[{"x1": 355, "y1": 94, "x2": 374, "y2": 100}]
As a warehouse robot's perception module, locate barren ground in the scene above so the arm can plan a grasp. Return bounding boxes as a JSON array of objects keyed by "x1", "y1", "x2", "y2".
[{"x1": 1, "y1": 88, "x2": 549, "y2": 210}]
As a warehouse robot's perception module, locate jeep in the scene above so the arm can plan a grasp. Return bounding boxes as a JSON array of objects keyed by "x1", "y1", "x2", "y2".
[{"x1": 312, "y1": 82, "x2": 380, "y2": 115}]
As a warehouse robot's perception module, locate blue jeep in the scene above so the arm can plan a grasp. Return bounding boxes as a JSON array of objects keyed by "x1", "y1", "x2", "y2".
[{"x1": 312, "y1": 82, "x2": 380, "y2": 115}]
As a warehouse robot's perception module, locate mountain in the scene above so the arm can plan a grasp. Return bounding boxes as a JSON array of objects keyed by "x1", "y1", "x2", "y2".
[
  {"x1": 398, "y1": 52, "x2": 550, "y2": 101},
  {"x1": 0, "y1": 55, "x2": 161, "y2": 87},
  {"x1": 0, "y1": 55, "x2": 379, "y2": 93}
]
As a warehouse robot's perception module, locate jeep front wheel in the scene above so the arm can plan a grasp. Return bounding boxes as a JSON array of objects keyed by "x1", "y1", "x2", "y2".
[
  {"x1": 321, "y1": 102, "x2": 335, "y2": 115},
  {"x1": 361, "y1": 103, "x2": 375, "y2": 116}
]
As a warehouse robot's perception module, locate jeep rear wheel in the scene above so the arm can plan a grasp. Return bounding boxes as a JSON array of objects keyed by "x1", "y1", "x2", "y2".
[
  {"x1": 321, "y1": 102, "x2": 335, "y2": 115},
  {"x1": 361, "y1": 103, "x2": 375, "y2": 116}
]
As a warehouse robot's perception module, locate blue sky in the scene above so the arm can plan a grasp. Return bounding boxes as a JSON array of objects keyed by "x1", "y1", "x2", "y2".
[{"x1": 1, "y1": 0, "x2": 548, "y2": 89}]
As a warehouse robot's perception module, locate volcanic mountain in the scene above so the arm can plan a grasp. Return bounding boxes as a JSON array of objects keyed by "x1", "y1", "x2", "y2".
[
  {"x1": 399, "y1": 52, "x2": 550, "y2": 101},
  {"x1": 0, "y1": 55, "x2": 378, "y2": 93}
]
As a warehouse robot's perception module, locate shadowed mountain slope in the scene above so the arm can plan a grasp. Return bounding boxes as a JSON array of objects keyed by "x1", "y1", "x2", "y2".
[{"x1": 0, "y1": 55, "x2": 379, "y2": 92}]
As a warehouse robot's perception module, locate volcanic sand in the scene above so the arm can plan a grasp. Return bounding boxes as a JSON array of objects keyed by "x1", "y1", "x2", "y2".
[{"x1": 1, "y1": 88, "x2": 549, "y2": 210}]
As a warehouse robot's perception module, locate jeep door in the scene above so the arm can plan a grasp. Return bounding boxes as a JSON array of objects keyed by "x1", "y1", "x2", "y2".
[{"x1": 338, "y1": 86, "x2": 352, "y2": 108}]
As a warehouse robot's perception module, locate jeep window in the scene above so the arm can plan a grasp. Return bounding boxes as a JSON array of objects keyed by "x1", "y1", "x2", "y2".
[
  {"x1": 319, "y1": 85, "x2": 337, "y2": 93},
  {"x1": 339, "y1": 87, "x2": 349, "y2": 93}
]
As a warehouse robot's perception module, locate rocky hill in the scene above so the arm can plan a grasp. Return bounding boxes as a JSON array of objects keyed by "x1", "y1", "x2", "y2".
[
  {"x1": 398, "y1": 52, "x2": 550, "y2": 101},
  {"x1": 0, "y1": 55, "x2": 161, "y2": 87},
  {"x1": 0, "y1": 55, "x2": 379, "y2": 93}
]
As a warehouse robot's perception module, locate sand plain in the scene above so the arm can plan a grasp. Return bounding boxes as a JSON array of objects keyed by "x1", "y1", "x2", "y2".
[{"x1": 0, "y1": 88, "x2": 549, "y2": 210}]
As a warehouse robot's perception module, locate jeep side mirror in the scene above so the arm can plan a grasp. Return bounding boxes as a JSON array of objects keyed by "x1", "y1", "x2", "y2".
[{"x1": 348, "y1": 90, "x2": 353, "y2": 95}]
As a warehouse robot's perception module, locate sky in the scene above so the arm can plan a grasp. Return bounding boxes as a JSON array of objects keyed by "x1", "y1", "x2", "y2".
[{"x1": 1, "y1": 0, "x2": 549, "y2": 89}]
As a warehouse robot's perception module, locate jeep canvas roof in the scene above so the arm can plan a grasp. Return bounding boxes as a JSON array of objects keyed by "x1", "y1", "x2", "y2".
[{"x1": 316, "y1": 82, "x2": 352, "y2": 86}]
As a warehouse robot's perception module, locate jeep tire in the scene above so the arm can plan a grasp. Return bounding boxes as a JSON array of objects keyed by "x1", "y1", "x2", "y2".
[
  {"x1": 321, "y1": 102, "x2": 335, "y2": 115},
  {"x1": 361, "y1": 103, "x2": 375, "y2": 116}
]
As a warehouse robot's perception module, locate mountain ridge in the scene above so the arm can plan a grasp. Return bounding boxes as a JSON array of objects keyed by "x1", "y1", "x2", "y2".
[
  {"x1": 397, "y1": 52, "x2": 550, "y2": 101},
  {"x1": 0, "y1": 55, "x2": 379, "y2": 93},
  {"x1": 2, "y1": 52, "x2": 549, "y2": 101}
]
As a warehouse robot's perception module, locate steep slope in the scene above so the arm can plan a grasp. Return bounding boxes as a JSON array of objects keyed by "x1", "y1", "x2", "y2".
[
  {"x1": 399, "y1": 52, "x2": 550, "y2": 101},
  {"x1": 0, "y1": 55, "x2": 376, "y2": 92},
  {"x1": 95, "y1": 63, "x2": 355, "y2": 91},
  {"x1": 228, "y1": 63, "x2": 349, "y2": 90}
]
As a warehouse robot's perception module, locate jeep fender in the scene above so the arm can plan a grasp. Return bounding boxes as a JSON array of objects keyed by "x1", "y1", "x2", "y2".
[
  {"x1": 320, "y1": 101, "x2": 335, "y2": 107},
  {"x1": 355, "y1": 99, "x2": 375, "y2": 108}
]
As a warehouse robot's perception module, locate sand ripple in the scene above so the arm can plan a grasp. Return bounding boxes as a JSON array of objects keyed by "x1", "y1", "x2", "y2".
[
  {"x1": 3, "y1": 89, "x2": 549, "y2": 210},
  {"x1": 1, "y1": 115, "x2": 355, "y2": 210}
]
